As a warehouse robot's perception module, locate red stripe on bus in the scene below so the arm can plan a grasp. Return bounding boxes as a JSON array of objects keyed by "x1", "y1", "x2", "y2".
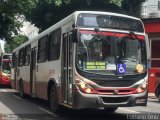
[
  {"x1": 79, "y1": 30, "x2": 145, "y2": 40},
  {"x1": 95, "y1": 88, "x2": 137, "y2": 95},
  {"x1": 2, "y1": 60, "x2": 12, "y2": 62}
]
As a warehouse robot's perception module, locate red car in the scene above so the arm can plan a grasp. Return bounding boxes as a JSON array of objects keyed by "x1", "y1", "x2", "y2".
[{"x1": 0, "y1": 72, "x2": 11, "y2": 85}]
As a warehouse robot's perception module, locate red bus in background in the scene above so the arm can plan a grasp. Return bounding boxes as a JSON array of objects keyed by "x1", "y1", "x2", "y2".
[{"x1": 0, "y1": 53, "x2": 12, "y2": 86}]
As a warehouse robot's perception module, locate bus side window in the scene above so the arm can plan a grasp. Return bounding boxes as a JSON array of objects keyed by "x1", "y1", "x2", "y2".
[
  {"x1": 24, "y1": 45, "x2": 31, "y2": 66},
  {"x1": 18, "y1": 48, "x2": 25, "y2": 67},
  {"x1": 38, "y1": 36, "x2": 48, "y2": 63},
  {"x1": 12, "y1": 53, "x2": 16, "y2": 68},
  {"x1": 48, "y1": 28, "x2": 61, "y2": 61},
  {"x1": 0, "y1": 56, "x2": 1, "y2": 66}
]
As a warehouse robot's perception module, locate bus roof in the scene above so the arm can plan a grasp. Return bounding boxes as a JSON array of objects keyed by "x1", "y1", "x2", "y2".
[
  {"x1": 12, "y1": 11, "x2": 143, "y2": 53},
  {"x1": 74, "y1": 11, "x2": 141, "y2": 21}
]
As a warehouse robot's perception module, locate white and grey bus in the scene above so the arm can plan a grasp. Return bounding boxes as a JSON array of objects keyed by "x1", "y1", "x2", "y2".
[{"x1": 11, "y1": 11, "x2": 149, "y2": 112}]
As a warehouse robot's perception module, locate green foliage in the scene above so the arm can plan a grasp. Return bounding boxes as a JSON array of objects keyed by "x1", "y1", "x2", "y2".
[
  {"x1": 110, "y1": 0, "x2": 122, "y2": 6},
  {"x1": 0, "y1": 0, "x2": 145, "y2": 43},
  {"x1": 25, "y1": 0, "x2": 123, "y2": 32},
  {"x1": 24, "y1": 0, "x2": 145, "y2": 32},
  {"x1": 121, "y1": 0, "x2": 145, "y2": 17},
  {"x1": 4, "y1": 35, "x2": 28, "y2": 53},
  {"x1": 0, "y1": 0, "x2": 37, "y2": 41}
]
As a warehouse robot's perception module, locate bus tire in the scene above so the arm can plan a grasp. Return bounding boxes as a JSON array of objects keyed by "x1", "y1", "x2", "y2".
[
  {"x1": 49, "y1": 84, "x2": 61, "y2": 112},
  {"x1": 104, "y1": 107, "x2": 118, "y2": 113},
  {"x1": 19, "y1": 82, "x2": 24, "y2": 98}
]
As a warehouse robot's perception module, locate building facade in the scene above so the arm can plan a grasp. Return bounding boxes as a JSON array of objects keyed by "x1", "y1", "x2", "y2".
[
  {"x1": 141, "y1": 0, "x2": 160, "y2": 18},
  {"x1": 141, "y1": 0, "x2": 160, "y2": 93}
]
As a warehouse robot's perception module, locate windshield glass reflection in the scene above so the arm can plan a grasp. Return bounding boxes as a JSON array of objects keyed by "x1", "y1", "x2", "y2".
[{"x1": 76, "y1": 31, "x2": 147, "y2": 75}]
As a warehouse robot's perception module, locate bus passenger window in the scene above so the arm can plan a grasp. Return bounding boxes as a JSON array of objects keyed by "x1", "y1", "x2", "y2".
[
  {"x1": 18, "y1": 49, "x2": 24, "y2": 67},
  {"x1": 49, "y1": 29, "x2": 61, "y2": 60},
  {"x1": 24, "y1": 45, "x2": 31, "y2": 66},
  {"x1": 38, "y1": 36, "x2": 48, "y2": 62}
]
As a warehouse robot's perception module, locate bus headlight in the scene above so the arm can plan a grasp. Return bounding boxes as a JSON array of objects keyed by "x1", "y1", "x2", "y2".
[
  {"x1": 141, "y1": 83, "x2": 147, "y2": 89},
  {"x1": 135, "y1": 64, "x2": 144, "y2": 73},
  {"x1": 75, "y1": 78, "x2": 96, "y2": 94},
  {"x1": 135, "y1": 82, "x2": 147, "y2": 93}
]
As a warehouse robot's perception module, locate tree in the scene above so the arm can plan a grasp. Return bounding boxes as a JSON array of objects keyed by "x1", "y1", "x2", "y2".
[
  {"x1": 121, "y1": 0, "x2": 145, "y2": 18},
  {"x1": 4, "y1": 34, "x2": 28, "y2": 53},
  {"x1": 0, "y1": 0, "x2": 37, "y2": 41},
  {"x1": 0, "y1": 0, "x2": 145, "y2": 43},
  {"x1": 25, "y1": 0, "x2": 123, "y2": 32},
  {"x1": 24, "y1": 0, "x2": 145, "y2": 33}
]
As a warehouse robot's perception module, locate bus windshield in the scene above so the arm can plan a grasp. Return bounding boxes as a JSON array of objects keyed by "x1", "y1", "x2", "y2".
[{"x1": 76, "y1": 31, "x2": 147, "y2": 76}]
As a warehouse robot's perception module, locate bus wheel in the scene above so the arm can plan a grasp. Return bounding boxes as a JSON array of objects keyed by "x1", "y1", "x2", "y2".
[
  {"x1": 19, "y1": 82, "x2": 24, "y2": 98},
  {"x1": 49, "y1": 85, "x2": 60, "y2": 112},
  {"x1": 104, "y1": 107, "x2": 118, "y2": 113}
]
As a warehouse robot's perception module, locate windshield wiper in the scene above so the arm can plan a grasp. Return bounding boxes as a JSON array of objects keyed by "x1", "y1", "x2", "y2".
[
  {"x1": 94, "y1": 27, "x2": 111, "y2": 45},
  {"x1": 129, "y1": 31, "x2": 140, "y2": 41}
]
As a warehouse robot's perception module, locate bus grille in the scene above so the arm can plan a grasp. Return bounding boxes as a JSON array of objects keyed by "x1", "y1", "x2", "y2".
[
  {"x1": 101, "y1": 96, "x2": 130, "y2": 103},
  {"x1": 96, "y1": 88, "x2": 136, "y2": 95}
]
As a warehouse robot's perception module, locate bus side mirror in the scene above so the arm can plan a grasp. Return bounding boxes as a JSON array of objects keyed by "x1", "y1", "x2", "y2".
[{"x1": 72, "y1": 29, "x2": 78, "y2": 43}]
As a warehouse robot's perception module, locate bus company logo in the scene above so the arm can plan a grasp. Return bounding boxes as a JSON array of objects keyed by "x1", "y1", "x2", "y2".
[{"x1": 113, "y1": 88, "x2": 119, "y2": 95}]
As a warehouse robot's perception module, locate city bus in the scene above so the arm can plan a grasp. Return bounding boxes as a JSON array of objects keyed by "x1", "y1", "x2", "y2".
[
  {"x1": 0, "y1": 53, "x2": 12, "y2": 86},
  {"x1": 11, "y1": 11, "x2": 149, "y2": 112}
]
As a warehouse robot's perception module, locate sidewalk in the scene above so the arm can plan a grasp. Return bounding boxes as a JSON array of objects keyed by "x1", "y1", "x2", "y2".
[{"x1": 148, "y1": 93, "x2": 157, "y2": 99}]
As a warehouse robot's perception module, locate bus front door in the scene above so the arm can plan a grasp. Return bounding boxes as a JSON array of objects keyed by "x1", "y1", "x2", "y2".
[
  {"x1": 30, "y1": 47, "x2": 37, "y2": 97},
  {"x1": 62, "y1": 32, "x2": 73, "y2": 105}
]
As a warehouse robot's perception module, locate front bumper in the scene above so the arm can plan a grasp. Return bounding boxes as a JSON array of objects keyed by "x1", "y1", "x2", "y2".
[{"x1": 73, "y1": 90, "x2": 148, "y2": 109}]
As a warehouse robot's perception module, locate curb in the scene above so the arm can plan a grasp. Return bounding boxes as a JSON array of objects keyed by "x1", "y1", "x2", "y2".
[
  {"x1": 148, "y1": 96, "x2": 157, "y2": 99},
  {"x1": 148, "y1": 93, "x2": 157, "y2": 99}
]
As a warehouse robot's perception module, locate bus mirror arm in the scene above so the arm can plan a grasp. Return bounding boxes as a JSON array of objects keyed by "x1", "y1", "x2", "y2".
[{"x1": 72, "y1": 29, "x2": 78, "y2": 43}]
